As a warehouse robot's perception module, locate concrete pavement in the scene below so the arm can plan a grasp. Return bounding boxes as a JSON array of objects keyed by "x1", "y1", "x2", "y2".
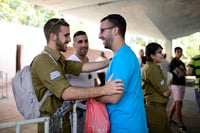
[
  {"x1": 0, "y1": 84, "x2": 199, "y2": 133},
  {"x1": 167, "y1": 86, "x2": 200, "y2": 133}
]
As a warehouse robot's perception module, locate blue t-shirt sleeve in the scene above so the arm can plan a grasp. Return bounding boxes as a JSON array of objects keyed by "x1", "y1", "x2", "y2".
[{"x1": 106, "y1": 51, "x2": 137, "y2": 92}]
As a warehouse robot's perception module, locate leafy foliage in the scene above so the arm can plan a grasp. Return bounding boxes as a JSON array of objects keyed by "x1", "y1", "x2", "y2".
[
  {"x1": 173, "y1": 32, "x2": 200, "y2": 60},
  {"x1": 0, "y1": 0, "x2": 199, "y2": 61},
  {"x1": 0, "y1": 0, "x2": 63, "y2": 27},
  {"x1": 131, "y1": 32, "x2": 200, "y2": 61}
]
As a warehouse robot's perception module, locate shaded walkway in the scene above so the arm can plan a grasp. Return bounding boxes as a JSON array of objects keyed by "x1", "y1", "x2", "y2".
[
  {"x1": 167, "y1": 86, "x2": 200, "y2": 133},
  {"x1": 0, "y1": 84, "x2": 200, "y2": 133},
  {"x1": 0, "y1": 84, "x2": 37, "y2": 133}
]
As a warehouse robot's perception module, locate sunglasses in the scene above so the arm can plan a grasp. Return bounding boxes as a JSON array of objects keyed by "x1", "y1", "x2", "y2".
[
  {"x1": 48, "y1": 18, "x2": 67, "y2": 34},
  {"x1": 156, "y1": 50, "x2": 164, "y2": 55},
  {"x1": 100, "y1": 25, "x2": 115, "y2": 34}
]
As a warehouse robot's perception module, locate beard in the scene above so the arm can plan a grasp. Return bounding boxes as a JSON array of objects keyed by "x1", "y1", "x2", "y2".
[
  {"x1": 104, "y1": 36, "x2": 113, "y2": 50},
  {"x1": 55, "y1": 38, "x2": 67, "y2": 52},
  {"x1": 79, "y1": 47, "x2": 88, "y2": 56}
]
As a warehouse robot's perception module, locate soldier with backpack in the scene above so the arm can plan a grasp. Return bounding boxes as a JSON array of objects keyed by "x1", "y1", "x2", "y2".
[{"x1": 31, "y1": 18, "x2": 124, "y2": 133}]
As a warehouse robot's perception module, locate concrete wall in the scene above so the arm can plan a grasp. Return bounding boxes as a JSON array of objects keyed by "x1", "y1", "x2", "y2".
[
  {"x1": 0, "y1": 21, "x2": 113, "y2": 82},
  {"x1": 0, "y1": 21, "x2": 46, "y2": 82}
]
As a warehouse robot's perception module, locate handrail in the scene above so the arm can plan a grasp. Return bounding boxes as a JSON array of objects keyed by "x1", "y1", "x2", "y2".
[
  {"x1": 0, "y1": 117, "x2": 50, "y2": 133},
  {"x1": 0, "y1": 71, "x2": 8, "y2": 99}
]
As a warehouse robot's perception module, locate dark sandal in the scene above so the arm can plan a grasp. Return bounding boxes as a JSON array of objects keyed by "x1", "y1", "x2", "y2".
[{"x1": 169, "y1": 120, "x2": 178, "y2": 126}]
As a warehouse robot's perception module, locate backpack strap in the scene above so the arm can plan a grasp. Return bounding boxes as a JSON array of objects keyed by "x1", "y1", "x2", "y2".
[
  {"x1": 39, "y1": 90, "x2": 52, "y2": 106},
  {"x1": 37, "y1": 50, "x2": 58, "y2": 105},
  {"x1": 42, "y1": 50, "x2": 58, "y2": 65}
]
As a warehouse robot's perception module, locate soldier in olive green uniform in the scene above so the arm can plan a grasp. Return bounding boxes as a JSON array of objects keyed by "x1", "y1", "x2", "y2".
[
  {"x1": 31, "y1": 18, "x2": 124, "y2": 133},
  {"x1": 142, "y1": 42, "x2": 171, "y2": 133}
]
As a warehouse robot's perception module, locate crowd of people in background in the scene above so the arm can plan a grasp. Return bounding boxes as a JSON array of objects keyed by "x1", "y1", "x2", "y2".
[
  {"x1": 30, "y1": 12, "x2": 200, "y2": 133},
  {"x1": 138, "y1": 44, "x2": 200, "y2": 133}
]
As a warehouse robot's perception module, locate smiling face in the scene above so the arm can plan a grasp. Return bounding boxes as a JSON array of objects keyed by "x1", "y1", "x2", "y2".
[
  {"x1": 55, "y1": 26, "x2": 71, "y2": 52},
  {"x1": 99, "y1": 19, "x2": 115, "y2": 50},
  {"x1": 73, "y1": 34, "x2": 89, "y2": 57}
]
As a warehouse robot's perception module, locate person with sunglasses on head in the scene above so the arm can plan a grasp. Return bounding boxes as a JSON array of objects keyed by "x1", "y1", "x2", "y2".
[
  {"x1": 31, "y1": 18, "x2": 124, "y2": 133},
  {"x1": 97, "y1": 14, "x2": 148, "y2": 133},
  {"x1": 142, "y1": 42, "x2": 172, "y2": 133},
  {"x1": 65, "y1": 30, "x2": 98, "y2": 133}
]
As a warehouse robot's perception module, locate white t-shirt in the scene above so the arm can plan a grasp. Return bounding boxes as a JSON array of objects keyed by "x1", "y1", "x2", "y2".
[
  {"x1": 95, "y1": 56, "x2": 108, "y2": 73},
  {"x1": 65, "y1": 55, "x2": 96, "y2": 87}
]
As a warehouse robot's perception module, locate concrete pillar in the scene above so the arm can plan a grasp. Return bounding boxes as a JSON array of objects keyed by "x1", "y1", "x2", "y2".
[{"x1": 163, "y1": 40, "x2": 172, "y2": 62}]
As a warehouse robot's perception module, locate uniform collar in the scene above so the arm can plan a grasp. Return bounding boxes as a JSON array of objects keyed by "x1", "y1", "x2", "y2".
[
  {"x1": 146, "y1": 61, "x2": 161, "y2": 68},
  {"x1": 44, "y1": 46, "x2": 64, "y2": 61}
]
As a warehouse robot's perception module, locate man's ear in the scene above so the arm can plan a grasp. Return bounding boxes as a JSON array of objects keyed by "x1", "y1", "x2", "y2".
[
  {"x1": 50, "y1": 32, "x2": 57, "y2": 41},
  {"x1": 112, "y1": 26, "x2": 119, "y2": 36}
]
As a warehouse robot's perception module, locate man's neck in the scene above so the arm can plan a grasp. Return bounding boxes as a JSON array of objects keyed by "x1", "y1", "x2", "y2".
[
  {"x1": 76, "y1": 54, "x2": 88, "y2": 63},
  {"x1": 112, "y1": 43, "x2": 125, "y2": 53}
]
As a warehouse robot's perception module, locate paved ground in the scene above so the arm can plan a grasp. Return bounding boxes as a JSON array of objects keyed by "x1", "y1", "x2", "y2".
[
  {"x1": 0, "y1": 83, "x2": 37, "y2": 133},
  {"x1": 0, "y1": 84, "x2": 199, "y2": 133},
  {"x1": 167, "y1": 86, "x2": 200, "y2": 133}
]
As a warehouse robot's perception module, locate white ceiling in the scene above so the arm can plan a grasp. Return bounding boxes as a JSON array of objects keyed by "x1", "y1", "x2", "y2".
[{"x1": 26, "y1": 0, "x2": 200, "y2": 40}]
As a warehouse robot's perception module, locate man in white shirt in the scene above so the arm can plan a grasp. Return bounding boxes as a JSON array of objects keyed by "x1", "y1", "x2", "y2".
[{"x1": 65, "y1": 31, "x2": 97, "y2": 133}]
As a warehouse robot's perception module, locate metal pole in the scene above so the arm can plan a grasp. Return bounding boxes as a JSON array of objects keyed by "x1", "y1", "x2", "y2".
[
  {"x1": 72, "y1": 102, "x2": 77, "y2": 133},
  {"x1": 5, "y1": 73, "x2": 8, "y2": 98},
  {"x1": 0, "y1": 117, "x2": 50, "y2": 133},
  {"x1": 44, "y1": 117, "x2": 50, "y2": 133}
]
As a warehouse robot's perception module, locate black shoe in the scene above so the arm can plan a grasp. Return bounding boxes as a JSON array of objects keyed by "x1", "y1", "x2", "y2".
[
  {"x1": 178, "y1": 125, "x2": 187, "y2": 133},
  {"x1": 169, "y1": 120, "x2": 178, "y2": 126}
]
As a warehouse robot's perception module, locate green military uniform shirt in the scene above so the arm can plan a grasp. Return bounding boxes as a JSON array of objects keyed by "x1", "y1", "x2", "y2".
[
  {"x1": 142, "y1": 61, "x2": 169, "y2": 103},
  {"x1": 142, "y1": 61, "x2": 172, "y2": 133},
  {"x1": 31, "y1": 46, "x2": 83, "y2": 133}
]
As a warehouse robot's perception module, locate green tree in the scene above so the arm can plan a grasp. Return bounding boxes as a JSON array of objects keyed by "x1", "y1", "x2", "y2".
[
  {"x1": 0, "y1": 0, "x2": 62, "y2": 27},
  {"x1": 173, "y1": 32, "x2": 200, "y2": 60},
  {"x1": 130, "y1": 34, "x2": 165, "y2": 48}
]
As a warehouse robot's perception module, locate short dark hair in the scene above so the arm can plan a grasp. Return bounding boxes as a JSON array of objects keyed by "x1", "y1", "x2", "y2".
[
  {"x1": 101, "y1": 14, "x2": 126, "y2": 39},
  {"x1": 73, "y1": 31, "x2": 86, "y2": 39},
  {"x1": 44, "y1": 18, "x2": 69, "y2": 43},
  {"x1": 145, "y1": 42, "x2": 163, "y2": 62},
  {"x1": 174, "y1": 47, "x2": 182, "y2": 52}
]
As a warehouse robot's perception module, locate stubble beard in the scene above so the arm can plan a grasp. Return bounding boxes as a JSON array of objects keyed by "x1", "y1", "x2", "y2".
[
  {"x1": 56, "y1": 39, "x2": 67, "y2": 52},
  {"x1": 104, "y1": 38, "x2": 112, "y2": 50}
]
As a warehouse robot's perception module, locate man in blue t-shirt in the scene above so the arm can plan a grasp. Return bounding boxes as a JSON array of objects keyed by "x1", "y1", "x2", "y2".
[{"x1": 98, "y1": 14, "x2": 148, "y2": 133}]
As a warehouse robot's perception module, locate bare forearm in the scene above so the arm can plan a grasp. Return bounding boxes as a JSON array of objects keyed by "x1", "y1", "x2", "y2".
[
  {"x1": 62, "y1": 86, "x2": 105, "y2": 100},
  {"x1": 62, "y1": 77, "x2": 124, "y2": 101},
  {"x1": 82, "y1": 60, "x2": 109, "y2": 72},
  {"x1": 176, "y1": 67, "x2": 186, "y2": 77}
]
